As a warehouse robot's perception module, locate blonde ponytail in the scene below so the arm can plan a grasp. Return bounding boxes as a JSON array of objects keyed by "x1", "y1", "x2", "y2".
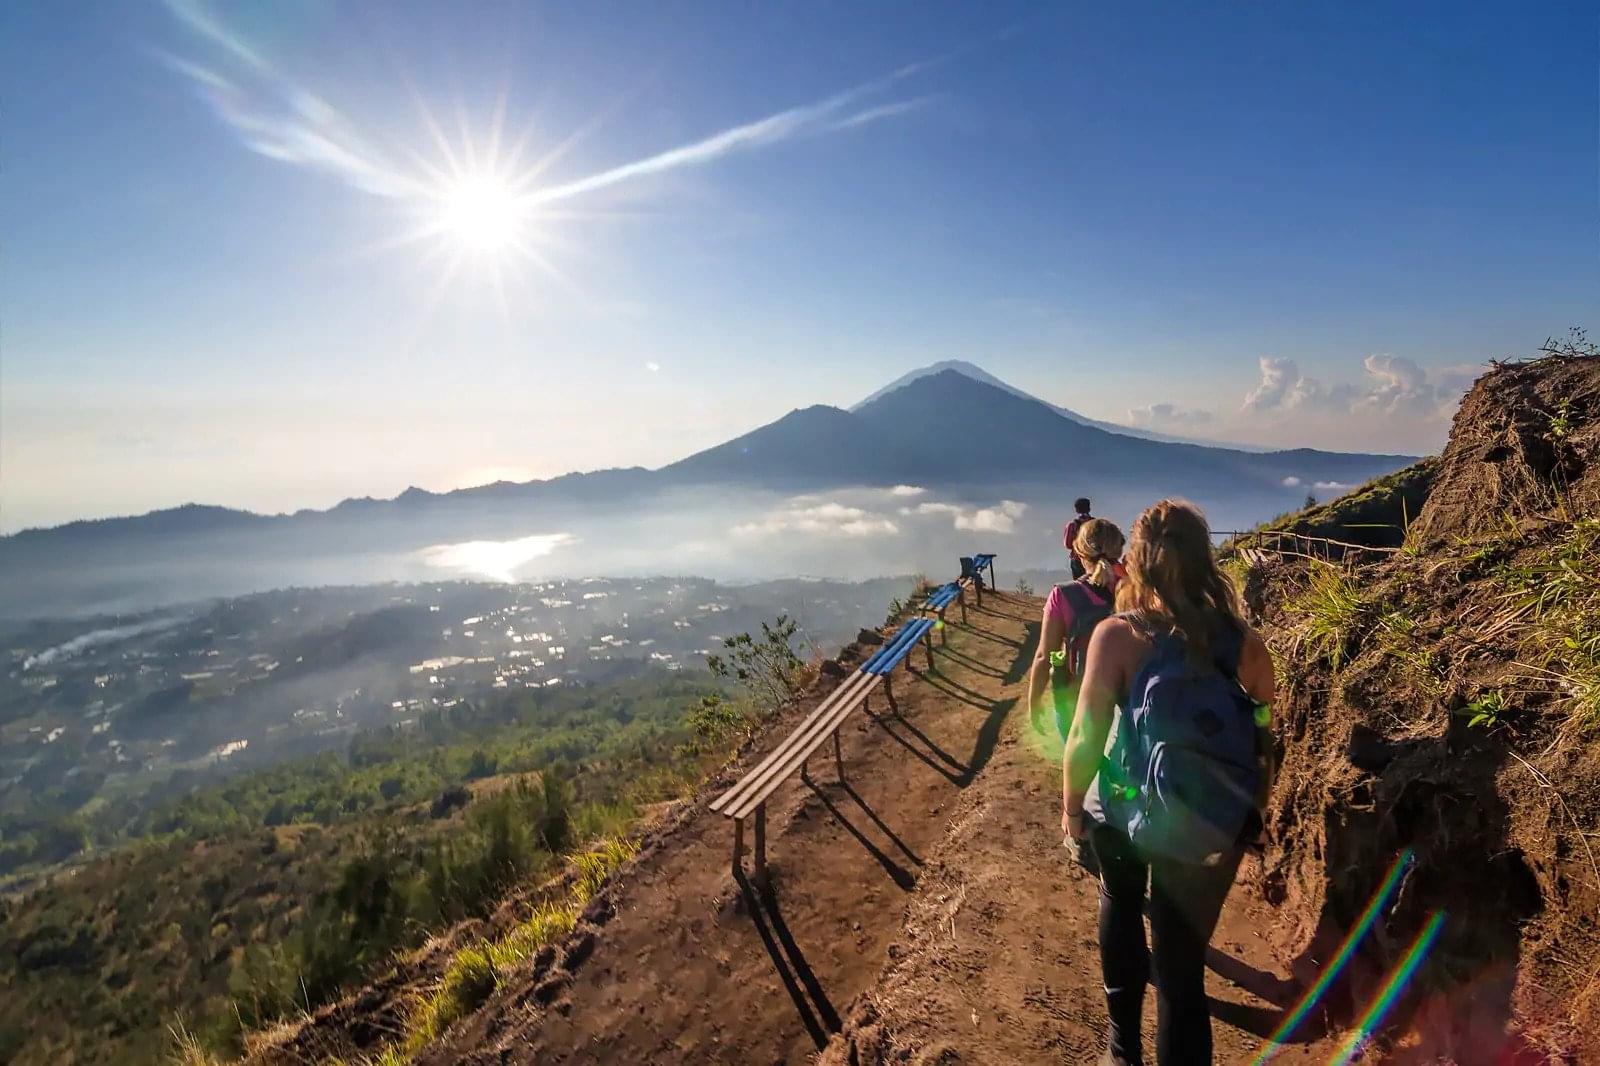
[{"x1": 1073, "y1": 518, "x2": 1126, "y2": 588}]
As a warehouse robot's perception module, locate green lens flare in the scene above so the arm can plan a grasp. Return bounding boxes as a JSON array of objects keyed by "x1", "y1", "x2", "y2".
[{"x1": 1254, "y1": 702, "x2": 1272, "y2": 727}]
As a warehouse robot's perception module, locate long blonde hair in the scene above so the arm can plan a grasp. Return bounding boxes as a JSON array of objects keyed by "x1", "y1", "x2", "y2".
[
  {"x1": 1073, "y1": 518, "x2": 1125, "y2": 589},
  {"x1": 1115, "y1": 499, "x2": 1245, "y2": 663}
]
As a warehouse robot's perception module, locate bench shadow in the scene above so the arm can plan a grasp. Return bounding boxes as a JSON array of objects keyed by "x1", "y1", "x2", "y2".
[
  {"x1": 970, "y1": 598, "x2": 1034, "y2": 624},
  {"x1": 805, "y1": 778, "x2": 918, "y2": 890},
  {"x1": 934, "y1": 642, "x2": 1004, "y2": 679},
  {"x1": 735, "y1": 868, "x2": 842, "y2": 1048},
  {"x1": 910, "y1": 661, "x2": 992, "y2": 709},
  {"x1": 949, "y1": 621, "x2": 1022, "y2": 650},
  {"x1": 870, "y1": 712, "x2": 968, "y2": 786}
]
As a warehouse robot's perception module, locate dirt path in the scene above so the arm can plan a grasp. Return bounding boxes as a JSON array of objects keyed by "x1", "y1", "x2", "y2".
[
  {"x1": 425, "y1": 592, "x2": 1040, "y2": 1064},
  {"x1": 426, "y1": 591, "x2": 1355, "y2": 1064},
  {"x1": 819, "y1": 644, "x2": 1354, "y2": 1065}
]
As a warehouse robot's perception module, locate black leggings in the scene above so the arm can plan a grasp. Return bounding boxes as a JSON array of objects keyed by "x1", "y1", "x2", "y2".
[{"x1": 1091, "y1": 824, "x2": 1242, "y2": 1065}]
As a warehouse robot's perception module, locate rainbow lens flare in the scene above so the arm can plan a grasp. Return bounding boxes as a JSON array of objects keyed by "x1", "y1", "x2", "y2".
[
  {"x1": 1329, "y1": 910, "x2": 1447, "y2": 1065},
  {"x1": 1250, "y1": 849, "x2": 1415, "y2": 1065}
]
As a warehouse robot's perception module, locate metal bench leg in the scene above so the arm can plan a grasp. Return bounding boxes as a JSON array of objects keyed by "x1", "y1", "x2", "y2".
[
  {"x1": 959, "y1": 593, "x2": 968, "y2": 624},
  {"x1": 732, "y1": 817, "x2": 745, "y2": 878},
  {"x1": 884, "y1": 673, "x2": 897, "y2": 712},
  {"x1": 939, "y1": 607, "x2": 949, "y2": 642},
  {"x1": 924, "y1": 633, "x2": 935, "y2": 670},
  {"x1": 753, "y1": 803, "x2": 768, "y2": 887},
  {"x1": 833, "y1": 730, "x2": 845, "y2": 783}
]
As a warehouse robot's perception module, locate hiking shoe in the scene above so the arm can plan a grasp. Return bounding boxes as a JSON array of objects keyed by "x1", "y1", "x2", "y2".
[{"x1": 1065, "y1": 835, "x2": 1101, "y2": 877}]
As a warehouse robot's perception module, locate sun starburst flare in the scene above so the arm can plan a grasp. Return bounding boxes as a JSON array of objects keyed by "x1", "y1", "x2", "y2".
[{"x1": 158, "y1": 0, "x2": 935, "y2": 309}]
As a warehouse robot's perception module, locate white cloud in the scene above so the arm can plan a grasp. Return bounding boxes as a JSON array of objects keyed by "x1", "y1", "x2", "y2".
[
  {"x1": 1128, "y1": 402, "x2": 1216, "y2": 428},
  {"x1": 902, "y1": 499, "x2": 1028, "y2": 534},
  {"x1": 1242, "y1": 354, "x2": 1477, "y2": 420},
  {"x1": 732, "y1": 500, "x2": 898, "y2": 538},
  {"x1": 956, "y1": 500, "x2": 1028, "y2": 533},
  {"x1": 1281, "y1": 476, "x2": 1302, "y2": 487},
  {"x1": 890, "y1": 484, "x2": 927, "y2": 497},
  {"x1": 162, "y1": 0, "x2": 933, "y2": 211},
  {"x1": 1313, "y1": 480, "x2": 1353, "y2": 492},
  {"x1": 645, "y1": 361, "x2": 660, "y2": 372}
]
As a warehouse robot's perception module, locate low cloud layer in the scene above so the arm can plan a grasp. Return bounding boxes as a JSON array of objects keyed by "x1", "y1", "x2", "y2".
[
  {"x1": 734, "y1": 493, "x2": 1027, "y2": 541},
  {"x1": 903, "y1": 499, "x2": 1028, "y2": 533},
  {"x1": 732, "y1": 501, "x2": 899, "y2": 538}
]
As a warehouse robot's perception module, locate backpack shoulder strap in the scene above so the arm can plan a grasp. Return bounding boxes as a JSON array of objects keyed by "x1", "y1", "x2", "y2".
[{"x1": 1209, "y1": 621, "x2": 1247, "y2": 677}]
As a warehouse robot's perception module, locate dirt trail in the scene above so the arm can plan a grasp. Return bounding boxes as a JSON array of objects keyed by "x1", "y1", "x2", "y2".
[
  {"x1": 426, "y1": 591, "x2": 1353, "y2": 1064},
  {"x1": 821, "y1": 637, "x2": 1351, "y2": 1065}
]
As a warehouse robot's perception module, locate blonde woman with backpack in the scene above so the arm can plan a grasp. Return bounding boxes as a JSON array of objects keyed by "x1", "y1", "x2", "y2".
[
  {"x1": 1064, "y1": 499, "x2": 1276, "y2": 1066},
  {"x1": 1027, "y1": 517, "x2": 1127, "y2": 742}
]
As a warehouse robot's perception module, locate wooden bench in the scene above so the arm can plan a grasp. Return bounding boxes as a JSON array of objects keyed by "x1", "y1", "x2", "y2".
[
  {"x1": 959, "y1": 552, "x2": 998, "y2": 606},
  {"x1": 710, "y1": 615, "x2": 939, "y2": 883}
]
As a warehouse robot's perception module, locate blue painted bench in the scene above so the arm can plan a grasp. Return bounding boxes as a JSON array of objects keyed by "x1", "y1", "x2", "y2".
[
  {"x1": 711, "y1": 615, "x2": 938, "y2": 883},
  {"x1": 960, "y1": 553, "x2": 998, "y2": 605},
  {"x1": 920, "y1": 580, "x2": 967, "y2": 626}
]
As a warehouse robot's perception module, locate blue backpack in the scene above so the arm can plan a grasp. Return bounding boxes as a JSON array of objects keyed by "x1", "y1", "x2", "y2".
[{"x1": 1105, "y1": 618, "x2": 1260, "y2": 864}]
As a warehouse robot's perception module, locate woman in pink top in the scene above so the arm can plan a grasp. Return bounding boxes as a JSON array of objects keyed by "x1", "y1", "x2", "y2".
[{"x1": 1028, "y1": 518, "x2": 1127, "y2": 742}]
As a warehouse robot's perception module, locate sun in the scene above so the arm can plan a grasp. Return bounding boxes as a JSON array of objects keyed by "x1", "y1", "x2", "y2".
[{"x1": 437, "y1": 175, "x2": 524, "y2": 253}]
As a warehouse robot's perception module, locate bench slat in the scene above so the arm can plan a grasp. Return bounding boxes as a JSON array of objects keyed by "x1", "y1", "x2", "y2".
[
  {"x1": 724, "y1": 674, "x2": 883, "y2": 820},
  {"x1": 864, "y1": 617, "x2": 935, "y2": 675},
  {"x1": 709, "y1": 669, "x2": 877, "y2": 815},
  {"x1": 861, "y1": 617, "x2": 934, "y2": 674}
]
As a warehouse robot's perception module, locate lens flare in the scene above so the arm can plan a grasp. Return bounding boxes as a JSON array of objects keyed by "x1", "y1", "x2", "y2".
[
  {"x1": 1329, "y1": 910, "x2": 1448, "y2": 1065},
  {"x1": 1250, "y1": 848, "x2": 1415, "y2": 1064}
]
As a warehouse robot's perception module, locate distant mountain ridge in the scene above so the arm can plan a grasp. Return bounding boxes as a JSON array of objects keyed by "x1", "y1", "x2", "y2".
[
  {"x1": 3, "y1": 364, "x2": 1414, "y2": 544},
  {"x1": 851, "y1": 359, "x2": 1269, "y2": 451}
]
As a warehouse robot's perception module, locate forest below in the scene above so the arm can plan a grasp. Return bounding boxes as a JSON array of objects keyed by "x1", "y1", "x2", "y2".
[{"x1": 0, "y1": 625, "x2": 808, "y2": 1066}]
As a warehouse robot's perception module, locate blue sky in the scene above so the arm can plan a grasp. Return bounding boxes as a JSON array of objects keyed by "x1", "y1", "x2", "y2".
[{"x1": 2, "y1": 0, "x2": 1596, "y2": 530}]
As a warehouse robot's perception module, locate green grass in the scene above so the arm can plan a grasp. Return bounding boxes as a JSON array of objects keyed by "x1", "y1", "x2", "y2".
[
  {"x1": 374, "y1": 834, "x2": 640, "y2": 1064},
  {"x1": 1500, "y1": 519, "x2": 1600, "y2": 730},
  {"x1": 1219, "y1": 554, "x2": 1252, "y2": 597},
  {"x1": 1373, "y1": 610, "x2": 1447, "y2": 698},
  {"x1": 1288, "y1": 562, "x2": 1369, "y2": 669},
  {"x1": 166, "y1": 1021, "x2": 223, "y2": 1066},
  {"x1": 1459, "y1": 690, "x2": 1512, "y2": 730}
]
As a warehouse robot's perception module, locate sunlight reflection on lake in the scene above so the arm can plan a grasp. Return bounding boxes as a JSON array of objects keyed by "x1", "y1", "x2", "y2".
[{"x1": 417, "y1": 533, "x2": 578, "y2": 582}]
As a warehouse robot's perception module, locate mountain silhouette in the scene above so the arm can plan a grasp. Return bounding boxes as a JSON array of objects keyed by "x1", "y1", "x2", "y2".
[
  {"x1": 851, "y1": 359, "x2": 1266, "y2": 450},
  {"x1": 3, "y1": 364, "x2": 1410, "y2": 544},
  {"x1": 662, "y1": 368, "x2": 1407, "y2": 493}
]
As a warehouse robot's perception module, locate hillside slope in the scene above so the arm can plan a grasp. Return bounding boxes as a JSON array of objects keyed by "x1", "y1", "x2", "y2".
[{"x1": 1230, "y1": 337, "x2": 1600, "y2": 1060}]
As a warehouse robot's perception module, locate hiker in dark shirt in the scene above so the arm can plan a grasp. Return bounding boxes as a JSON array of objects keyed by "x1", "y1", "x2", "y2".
[
  {"x1": 1064, "y1": 499, "x2": 1277, "y2": 1066},
  {"x1": 1063, "y1": 497, "x2": 1094, "y2": 579}
]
